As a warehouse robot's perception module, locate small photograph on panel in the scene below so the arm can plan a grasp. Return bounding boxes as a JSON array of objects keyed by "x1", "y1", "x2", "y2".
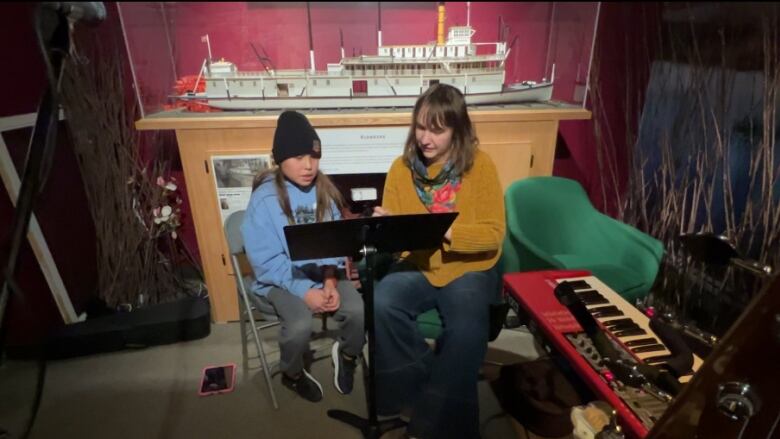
[{"x1": 213, "y1": 155, "x2": 272, "y2": 188}]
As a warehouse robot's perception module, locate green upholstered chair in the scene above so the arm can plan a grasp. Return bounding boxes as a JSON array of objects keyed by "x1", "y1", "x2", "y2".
[
  {"x1": 500, "y1": 176, "x2": 664, "y2": 303},
  {"x1": 353, "y1": 254, "x2": 445, "y2": 339},
  {"x1": 416, "y1": 309, "x2": 446, "y2": 340},
  {"x1": 412, "y1": 256, "x2": 508, "y2": 340}
]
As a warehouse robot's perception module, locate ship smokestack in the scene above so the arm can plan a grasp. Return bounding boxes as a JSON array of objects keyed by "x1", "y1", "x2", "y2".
[
  {"x1": 437, "y1": 2, "x2": 445, "y2": 45},
  {"x1": 307, "y1": 2, "x2": 315, "y2": 73},
  {"x1": 340, "y1": 28, "x2": 345, "y2": 59},
  {"x1": 378, "y1": 2, "x2": 383, "y2": 47}
]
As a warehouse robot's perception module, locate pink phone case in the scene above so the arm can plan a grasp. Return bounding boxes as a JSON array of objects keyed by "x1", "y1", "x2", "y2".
[{"x1": 198, "y1": 363, "x2": 237, "y2": 396}]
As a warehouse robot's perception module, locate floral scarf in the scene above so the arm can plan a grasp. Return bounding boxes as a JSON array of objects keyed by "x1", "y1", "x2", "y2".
[{"x1": 411, "y1": 155, "x2": 462, "y2": 213}]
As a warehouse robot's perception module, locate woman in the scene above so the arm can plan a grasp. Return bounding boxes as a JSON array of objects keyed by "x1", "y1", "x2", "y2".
[
  {"x1": 242, "y1": 110, "x2": 365, "y2": 403},
  {"x1": 373, "y1": 84, "x2": 506, "y2": 438}
]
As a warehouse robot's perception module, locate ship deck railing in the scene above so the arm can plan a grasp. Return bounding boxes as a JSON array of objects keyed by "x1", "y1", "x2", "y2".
[
  {"x1": 342, "y1": 54, "x2": 506, "y2": 64},
  {"x1": 225, "y1": 67, "x2": 504, "y2": 78}
]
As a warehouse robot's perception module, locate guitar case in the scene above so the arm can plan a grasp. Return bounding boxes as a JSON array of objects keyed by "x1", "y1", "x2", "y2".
[{"x1": 6, "y1": 296, "x2": 211, "y2": 360}]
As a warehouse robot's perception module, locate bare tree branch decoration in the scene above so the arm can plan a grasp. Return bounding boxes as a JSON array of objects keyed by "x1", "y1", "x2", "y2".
[
  {"x1": 589, "y1": 3, "x2": 779, "y2": 336},
  {"x1": 60, "y1": 45, "x2": 186, "y2": 310}
]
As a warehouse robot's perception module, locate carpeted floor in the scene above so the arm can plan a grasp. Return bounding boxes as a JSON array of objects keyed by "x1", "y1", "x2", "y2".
[{"x1": 0, "y1": 320, "x2": 560, "y2": 439}]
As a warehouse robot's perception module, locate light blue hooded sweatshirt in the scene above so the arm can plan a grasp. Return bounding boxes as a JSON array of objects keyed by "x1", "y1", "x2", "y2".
[{"x1": 241, "y1": 175, "x2": 343, "y2": 299}]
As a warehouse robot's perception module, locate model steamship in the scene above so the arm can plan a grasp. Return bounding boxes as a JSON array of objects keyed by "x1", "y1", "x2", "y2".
[{"x1": 173, "y1": 4, "x2": 553, "y2": 110}]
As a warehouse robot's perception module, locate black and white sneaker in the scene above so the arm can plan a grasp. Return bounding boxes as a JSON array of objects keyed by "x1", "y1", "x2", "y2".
[
  {"x1": 281, "y1": 368, "x2": 323, "y2": 402},
  {"x1": 332, "y1": 340, "x2": 358, "y2": 394}
]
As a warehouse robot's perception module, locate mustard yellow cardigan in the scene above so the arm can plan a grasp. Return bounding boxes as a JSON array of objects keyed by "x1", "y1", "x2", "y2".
[{"x1": 381, "y1": 149, "x2": 506, "y2": 286}]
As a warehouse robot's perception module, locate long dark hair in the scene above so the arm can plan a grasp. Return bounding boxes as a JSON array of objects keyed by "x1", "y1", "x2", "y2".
[
  {"x1": 403, "y1": 83, "x2": 479, "y2": 176},
  {"x1": 252, "y1": 167, "x2": 345, "y2": 225}
]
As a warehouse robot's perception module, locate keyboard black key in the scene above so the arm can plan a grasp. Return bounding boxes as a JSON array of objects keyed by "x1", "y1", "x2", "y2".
[
  {"x1": 578, "y1": 292, "x2": 606, "y2": 300},
  {"x1": 566, "y1": 280, "x2": 591, "y2": 290},
  {"x1": 631, "y1": 344, "x2": 667, "y2": 353},
  {"x1": 602, "y1": 318, "x2": 634, "y2": 327},
  {"x1": 643, "y1": 355, "x2": 672, "y2": 365},
  {"x1": 604, "y1": 321, "x2": 640, "y2": 331},
  {"x1": 589, "y1": 305, "x2": 620, "y2": 314},
  {"x1": 593, "y1": 309, "x2": 625, "y2": 318},
  {"x1": 613, "y1": 328, "x2": 647, "y2": 337},
  {"x1": 581, "y1": 296, "x2": 610, "y2": 305},
  {"x1": 590, "y1": 306, "x2": 624, "y2": 318},
  {"x1": 625, "y1": 338, "x2": 660, "y2": 347},
  {"x1": 578, "y1": 291, "x2": 609, "y2": 305},
  {"x1": 576, "y1": 289, "x2": 603, "y2": 298}
]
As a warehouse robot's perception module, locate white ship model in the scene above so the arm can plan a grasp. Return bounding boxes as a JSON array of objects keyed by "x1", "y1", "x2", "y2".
[{"x1": 174, "y1": 4, "x2": 553, "y2": 111}]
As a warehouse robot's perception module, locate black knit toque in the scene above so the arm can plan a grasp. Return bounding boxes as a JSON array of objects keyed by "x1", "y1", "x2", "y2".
[{"x1": 272, "y1": 111, "x2": 322, "y2": 164}]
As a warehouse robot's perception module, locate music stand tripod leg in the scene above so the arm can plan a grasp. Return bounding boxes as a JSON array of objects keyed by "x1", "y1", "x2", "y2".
[{"x1": 327, "y1": 247, "x2": 407, "y2": 438}]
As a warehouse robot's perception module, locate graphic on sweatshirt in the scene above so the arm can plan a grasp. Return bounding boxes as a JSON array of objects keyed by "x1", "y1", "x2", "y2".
[{"x1": 295, "y1": 204, "x2": 316, "y2": 224}]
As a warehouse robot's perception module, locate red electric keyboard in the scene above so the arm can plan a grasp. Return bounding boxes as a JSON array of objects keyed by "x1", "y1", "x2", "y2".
[{"x1": 503, "y1": 270, "x2": 703, "y2": 438}]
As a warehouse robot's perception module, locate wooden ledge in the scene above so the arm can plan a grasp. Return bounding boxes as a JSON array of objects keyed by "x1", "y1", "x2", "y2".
[{"x1": 135, "y1": 104, "x2": 591, "y2": 131}]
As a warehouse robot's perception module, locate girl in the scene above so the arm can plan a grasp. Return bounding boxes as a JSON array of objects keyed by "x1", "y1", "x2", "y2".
[
  {"x1": 242, "y1": 110, "x2": 365, "y2": 402},
  {"x1": 373, "y1": 84, "x2": 506, "y2": 438}
]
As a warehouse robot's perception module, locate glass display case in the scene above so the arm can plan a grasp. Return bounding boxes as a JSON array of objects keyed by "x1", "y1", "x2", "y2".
[{"x1": 118, "y1": 2, "x2": 599, "y2": 118}]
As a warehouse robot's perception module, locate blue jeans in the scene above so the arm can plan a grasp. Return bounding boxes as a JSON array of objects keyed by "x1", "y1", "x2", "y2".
[{"x1": 374, "y1": 263, "x2": 499, "y2": 439}]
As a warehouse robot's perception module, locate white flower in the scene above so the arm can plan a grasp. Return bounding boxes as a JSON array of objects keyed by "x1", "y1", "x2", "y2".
[
  {"x1": 165, "y1": 182, "x2": 177, "y2": 191},
  {"x1": 153, "y1": 205, "x2": 173, "y2": 225}
]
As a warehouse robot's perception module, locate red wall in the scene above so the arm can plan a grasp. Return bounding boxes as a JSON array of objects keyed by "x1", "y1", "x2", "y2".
[
  {"x1": 1, "y1": 3, "x2": 45, "y2": 118},
  {"x1": 166, "y1": 2, "x2": 554, "y2": 82},
  {"x1": 555, "y1": 3, "x2": 661, "y2": 215}
]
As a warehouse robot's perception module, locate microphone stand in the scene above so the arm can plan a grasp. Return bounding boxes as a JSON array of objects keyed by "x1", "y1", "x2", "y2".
[
  {"x1": 0, "y1": 3, "x2": 71, "y2": 357},
  {"x1": 327, "y1": 225, "x2": 406, "y2": 438},
  {"x1": 1, "y1": 4, "x2": 105, "y2": 439},
  {"x1": 284, "y1": 211, "x2": 456, "y2": 439},
  {"x1": 0, "y1": 6, "x2": 70, "y2": 439}
]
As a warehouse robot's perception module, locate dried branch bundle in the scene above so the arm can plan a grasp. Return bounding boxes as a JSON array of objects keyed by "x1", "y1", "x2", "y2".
[
  {"x1": 60, "y1": 47, "x2": 185, "y2": 309},
  {"x1": 590, "y1": 4, "x2": 779, "y2": 335}
]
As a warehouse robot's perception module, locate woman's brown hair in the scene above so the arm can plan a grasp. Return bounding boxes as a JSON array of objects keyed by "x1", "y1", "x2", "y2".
[
  {"x1": 402, "y1": 83, "x2": 479, "y2": 176},
  {"x1": 252, "y1": 166, "x2": 345, "y2": 225}
]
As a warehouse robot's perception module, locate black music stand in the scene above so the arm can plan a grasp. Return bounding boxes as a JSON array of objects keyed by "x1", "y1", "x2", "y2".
[
  {"x1": 678, "y1": 233, "x2": 773, "y2": 276},
  {"x1": 284, "y1": 212, "x2": 458, "y2": 439}
]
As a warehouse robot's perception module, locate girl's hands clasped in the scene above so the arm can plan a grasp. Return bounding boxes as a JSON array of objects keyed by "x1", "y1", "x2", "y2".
[
  {"x1": 303, "y1": 288, "x2": 328, "y2": 313},
  {"x1": 322, "y1": 284, "x2": 340, "y2": 312},
  {"x1": 304, "y1": 286, "x2": 340, "y2": 313}
]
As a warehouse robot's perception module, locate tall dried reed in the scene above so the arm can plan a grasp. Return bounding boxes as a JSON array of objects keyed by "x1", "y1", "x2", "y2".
[
  {"x1": 590, "y1": 4, "x2": 779, "y2": 334},
  {"x1": 60, "y1": 44, "x2": 187, "y2": 309}
]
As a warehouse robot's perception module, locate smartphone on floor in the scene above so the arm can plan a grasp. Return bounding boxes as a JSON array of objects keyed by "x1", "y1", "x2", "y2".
[{"x1": 198, "y1": 363, "x2": 236, "y2": 396}]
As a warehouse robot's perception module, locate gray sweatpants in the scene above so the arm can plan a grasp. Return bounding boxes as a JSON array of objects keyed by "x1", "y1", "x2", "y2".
[{"x1": 265, "y1": 279, "x2": 365, "y2": 376}]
